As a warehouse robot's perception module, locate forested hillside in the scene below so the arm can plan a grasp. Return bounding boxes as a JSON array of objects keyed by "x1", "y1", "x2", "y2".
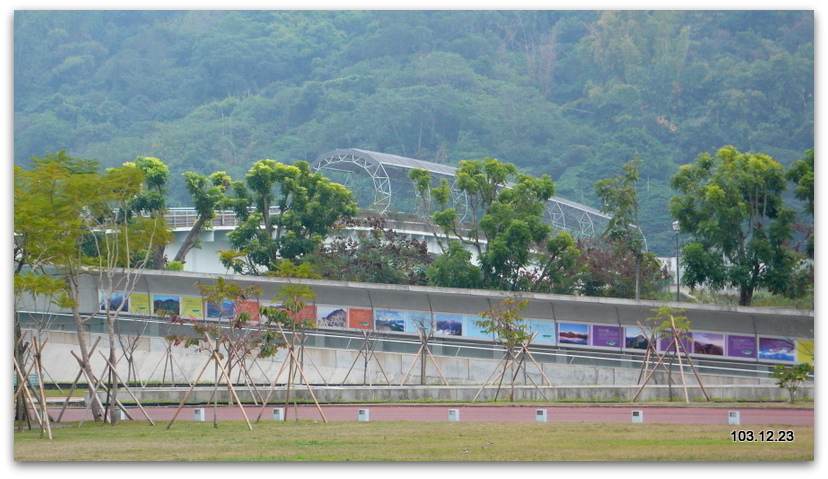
[{"x1": 13, "y1": 10, "x2": 814, "y2": 255}]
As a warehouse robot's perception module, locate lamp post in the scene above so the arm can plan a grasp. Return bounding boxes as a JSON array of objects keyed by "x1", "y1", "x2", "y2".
[{"x1": 672, "y1": 221, "x2": 680, "y2": 302}]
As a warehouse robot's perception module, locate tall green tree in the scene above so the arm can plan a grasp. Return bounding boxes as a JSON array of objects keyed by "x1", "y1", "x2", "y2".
[
  {"x1": 411, "y1": 158, "x2": 580, "y2": 292},
  {"x1": 595, "y1": 157, "x2": 646, "y2": 299},
  {"x1": 223, "y1": 160, "x2": 357, "y2": 273},
  {"x1": 173, "y1": 171, "x2": 234, "y2": 265},
  {"x1": 786, "y1": 148, "x2": 814, "y2": 258},
  {"x1": 14, "y1": 151, "x2": 171, "y2": 423},
  {"x1": 669, "y1": 145, "x2": 799, "y2": 306},
  {"x1": 124, "y1": 156, "x2": 170, "y2": 269}
]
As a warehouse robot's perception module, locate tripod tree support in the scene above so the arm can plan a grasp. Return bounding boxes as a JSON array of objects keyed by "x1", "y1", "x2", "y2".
[{"x1": 632, "y1": 307, "x2": 710, "y2": 403}]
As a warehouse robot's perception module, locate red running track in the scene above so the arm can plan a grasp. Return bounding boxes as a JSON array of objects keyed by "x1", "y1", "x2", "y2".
[{"x1": 51, "y1": 405, "x2": 813, "y2": 426}]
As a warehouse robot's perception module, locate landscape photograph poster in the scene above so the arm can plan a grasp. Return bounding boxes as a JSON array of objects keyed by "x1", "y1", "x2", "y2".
[
  {"x1": 659, "y1": 334, "x2": 694, "y2": 354},
  {"x1": 128, "y1": 293, "x2": 150, "y2": 314},
  {"x1": 375, "y1": 309, "x2": 405, "y2": 332},
  {"x1": 758, "y1": 337, "x2": 796, "y2": 362},
  {"x1": 435, "y1": 314, "x2": 462, "y2": 336},
  {"x1": 691, "y1": 332, "x2": 725, "y2": 356},
  {"x1": 405, "y1": 311, "x2": 432, "y2": 334},
  {"x1": 152, "y1": 294, "x2": 180, "y2": 316},
  {"x1": 316, "y1": 305, "x2": 348, "y2": 328},
  {"x1": 348, "y1": 308, "x2": 373, "y2": 329},
  {"x1": 624, "y1": 327, "x2": 650, "y2": 350},
  {"x1": 558, "y1": 323, "x2": 589, "y2": 345},
  {"x1": 206, "y1": 299, "x2": 234, "y2": 319},
  {"x1": 590, "y1": 325, "x2": 622, "y2": 348},
  {"x1": 99, "y1": 291, "x2": 129, "y2": 312},
  {"x1": 530, "y1": 320, "x2": 557, "y2": 344},
  {"x1": 726, "y1": 335, "x2": 757, "y2": 359}
]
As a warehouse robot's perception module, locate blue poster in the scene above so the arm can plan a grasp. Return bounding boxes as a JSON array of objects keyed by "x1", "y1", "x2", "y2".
[
  {"x1": 529, "y1": 320, "x2": 557, "y2": 344},
  {"x1": 464, "y1": 316, "x2": 490, "y2": 338}
]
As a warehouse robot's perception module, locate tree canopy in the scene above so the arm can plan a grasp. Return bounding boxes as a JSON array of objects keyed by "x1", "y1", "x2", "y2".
[{"x1": 669, "y1": 145, "x2": 801, "y2": 306}]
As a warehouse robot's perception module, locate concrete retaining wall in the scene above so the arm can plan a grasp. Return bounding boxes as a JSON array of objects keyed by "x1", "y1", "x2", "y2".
[{"x1": 32, "y1": 329, "x2": 806, "y2": 405}]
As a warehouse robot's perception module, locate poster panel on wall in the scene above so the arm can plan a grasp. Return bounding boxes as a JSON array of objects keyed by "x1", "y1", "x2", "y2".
[
  {"x1": 691, "y1": 332, "x2": 725, "y2": 356},
  {"x1": 624, "y1": 327, "x2": 650, "y2": 350},
  {"x1": 348, "y1": 308, "x2": 373, "y2": 329},
  {"x1": 590, "y1": 325, "x2": 622, "y2": 348},
  {"x1": 237, "y1": 300, "x2": 260, "y2": 323},
  {"x1": 206, "y1": 299, "x2": 234, "y2": 319},
  {"x1": 659, "y1": 334, "x2": 694, "y2": 354},
  {"x1": 435, "y1": 313, "x2": 462, "y2": 336},
  {"x1": 726, "y1": 335, "x2": 757, "y2": 359},
  {"x1": 464, "y1": 316, "x2": 490, "y2": 339},
  {"x1": 758, "y1": 337, "x2": 796, "y2": 362},
  {"x1": 797, "y1": 340, "x2": 814, "y2": 363},
  {"x1": 129, "y1": 293, "x2": 150, "y2": 314},
  {"x1": 529, "y1": 320, "x2": 556, "y2": 344},
  {"x1": 405, "y1": 311, "x2": 432, "y2": 334},
  {"x1": 180, "y1": 297, "x2": 204, "y2": 318},
  {"x1": 99, "y1": 291, "x2": 129, "y2": 312},
  {"x1": 317, "y1": 306, "x2": 348, "y2": 328},
  {"x1": 558, "y1": 323, "x2": 589, "y2": 345},
  {"x1": 375, "y1": 310, "x2": 405, "y2": 332},
  {"x1": 153, "y1": 294, "x2": 180, "y2": 316}
]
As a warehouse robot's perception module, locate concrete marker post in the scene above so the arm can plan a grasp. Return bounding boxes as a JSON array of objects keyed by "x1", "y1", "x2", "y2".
[{"x1": 631, "y1": 410, "x2": 643, "y2": 423}]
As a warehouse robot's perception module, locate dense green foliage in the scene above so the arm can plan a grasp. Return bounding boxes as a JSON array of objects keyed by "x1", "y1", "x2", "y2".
[
  {"x1": 14, "y1": 10, "x2": 814, "y2": 255},
  {"x1": 670, "y1": 146, "x2": 802, "y2": 306}
]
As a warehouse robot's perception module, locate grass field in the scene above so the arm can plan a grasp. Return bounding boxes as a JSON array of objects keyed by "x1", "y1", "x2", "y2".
[{"x1": 14, "y1": 420, "x2": 814, "y2": 461}]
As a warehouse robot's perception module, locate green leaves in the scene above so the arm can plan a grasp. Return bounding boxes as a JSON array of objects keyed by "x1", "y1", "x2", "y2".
[
  {"x1": 225, "y1": 159, "x2": 357, "y2": 272},
  {"x1": 669, "y1": 146, "x2": 799, "y2": 305}
]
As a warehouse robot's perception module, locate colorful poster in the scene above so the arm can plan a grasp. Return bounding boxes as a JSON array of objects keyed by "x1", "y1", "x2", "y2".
[
  {"x1": 153, "y1": 294, "x2": 180, "y2": 316},
  {"x1": 529, "y1": 320, "x2": 556, "y2": 344},
  {"x1": 726, "y1": 335, "x2": 757, "y2": 359},
  {"x1": 435, "y1": 314, "x2": 462, "y2": 336},
  {"x1": 128, "y1": 293, "x2": 150, "y2": 314},
  {"x1": 464, "y1": 316, "x2": 490, "y2": 339},
  {"x1": 206, "y1": 299, "x2": 234, "y2": 319},
  {"x1": 759, "y1": 337, "x2": 796, "y2": 362},
  {"x1": 591, "y1": 325, "x2": 622, "y2": 348},
  {"x1": 797, "y1": 340, "x2": 814, "y2": 363},
  {"x1": 317, "y1": 306, "x2": 348, "y2": 328},
  {"x1": 624, "y1": 327, "x2": 650, "y2": 350},
  {"x1": 375, "y1": 310, "x2": 405, "y2": 332},
  {"x1": 558, "y1": 323, "x2": 588, "y2": 345},
  {"x1": 100, "y1": 292, "x2": 129, "y2": 312},
  {"x1": 348, "y1": 308, "x2": 373, "y2": 329},
  {"x1": 659, "y1": 334, "x2": 694, "y2": 354},
  {"x1": 237, "y1": 300, "x2": 260, "y2": 323},
  {"x1": 405, "y1": 312, "x2": 433, "y2": 334},
  {"x1": 692, "y1": 332, "x2": 724, "y2": 356},
  {"x1": 180, "y1": 297, "x2": 204, "y2": 318}
]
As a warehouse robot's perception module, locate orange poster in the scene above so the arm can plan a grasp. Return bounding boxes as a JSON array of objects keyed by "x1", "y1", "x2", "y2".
[
  {"x1": 349, "y1": 309, "x2": 373, "y2": 329},
  {"x1": 237, "y1": 300, "x2": 260, "y2": 324}
]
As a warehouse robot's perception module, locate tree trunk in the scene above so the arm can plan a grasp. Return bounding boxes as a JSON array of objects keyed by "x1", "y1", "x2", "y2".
[
  {"x1": 14, "y1": 311, "x2": 29, "y2": 429},
  {"x1": 68, "y1": 274, "x2": 105, "y2": 421},
  {"x1": 739, "y1": 287, "x2": 753, "y2": 306},
  {"x1": 107, "y1": 313, "x2": 119, "y2": 425},
  {"x1": 174, "y1": 215, "x2": 210, "y2": 264}
]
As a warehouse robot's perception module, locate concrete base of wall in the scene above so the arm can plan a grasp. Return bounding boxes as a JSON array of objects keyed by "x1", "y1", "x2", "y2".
[{"x1": 92, "y1": 383, "x2": 812, "y2": 405}]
